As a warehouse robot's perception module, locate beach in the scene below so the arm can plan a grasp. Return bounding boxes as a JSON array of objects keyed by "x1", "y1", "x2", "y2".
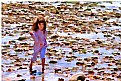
[{"x1": 1, "y1": 1, "x2": 121, "y2": 81}]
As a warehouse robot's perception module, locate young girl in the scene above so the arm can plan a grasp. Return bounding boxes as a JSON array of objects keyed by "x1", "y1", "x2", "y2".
[{"x1": 29, "y1": 15, "x2": 47, "y2": 73}]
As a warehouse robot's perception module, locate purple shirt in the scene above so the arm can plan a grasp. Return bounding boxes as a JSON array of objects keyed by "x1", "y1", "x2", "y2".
[{"x1": 31, "y1": 30, "x2": 47, "y2": 52}]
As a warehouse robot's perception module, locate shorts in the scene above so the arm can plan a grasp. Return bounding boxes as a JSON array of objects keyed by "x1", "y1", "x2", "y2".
[{"x1": 31, "y1": 47, "x2": 47, "y2": 62}]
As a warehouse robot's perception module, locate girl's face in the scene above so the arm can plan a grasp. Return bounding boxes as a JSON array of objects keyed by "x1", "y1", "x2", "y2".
[{"x1": 38, "y1": 23, "x2": 44, "y2": 31}]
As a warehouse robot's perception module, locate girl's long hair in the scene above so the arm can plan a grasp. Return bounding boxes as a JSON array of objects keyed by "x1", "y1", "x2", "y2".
[{"x1": 32, "y1": 15, "x2": 46, "y2": 33}]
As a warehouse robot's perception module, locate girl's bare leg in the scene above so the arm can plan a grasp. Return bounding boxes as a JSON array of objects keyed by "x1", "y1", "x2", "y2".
[
  {"x1": 40, "y1": 47, "x2": 46, "y2": 73},
  {"x1": 29, "y1": 59, "x2": 33, "y2": 71},
  {"x1": 42, "y1": 58, "x2": 45, "y2": 73},
  {"x1": 30, "y1": 50, "x2": 39, "y2": 72}
]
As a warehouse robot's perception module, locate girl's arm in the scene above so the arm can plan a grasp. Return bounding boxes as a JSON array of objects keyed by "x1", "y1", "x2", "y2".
[
  {"x1": 29, "y1": 32, "x2": 38, "y2": 42},
  {"x1": 30, "y1": 32, "x2": 43, "y2": 46},
  {"x1": 45, "y1": 31, "x2": 47, "y2": 39}
]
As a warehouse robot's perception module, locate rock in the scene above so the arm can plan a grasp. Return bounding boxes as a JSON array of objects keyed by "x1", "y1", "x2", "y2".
[
  {"x1": 54, "y1": 68, "x2": 61, "y2": 73},
  {"x1": 17, "y1": 37, "x2": 26, "y2": 41},
  {"x1": 30, "y1": 75, "x2": 35, "y2": 79},
  {"x1": 14, "y1": 48, "x2": 23, "y2": 52},
  {"x1": 18, "y1": 79, "x2": 26, "y2": 81},
  {"x1": 76, "y1": 61, "x2": 85, "y2": 66},
  {"x1": 1, "y1": 1, "x2": 121, "y2": 81},
  {"x1": 58, "y1": 78, "x2": 64, "y2": 81},
  {"x1": 7, "y1": 68, "x2": 13, "y2": 72},
  {"x1": 17, "y1": 74, "x2": 22, "y2": 77},
  {"x1": 49, "y1": 59, "x2": 57, "y2": 64},
  {"x1": 19, "y1": 66, "x2": 27, "y2": 69},
  {"x1": 69, "y1": 72, "x2": 85, "y2": 81},
  {"x1": 77, "y1": 75, "x2": 85, "y2": 81}
]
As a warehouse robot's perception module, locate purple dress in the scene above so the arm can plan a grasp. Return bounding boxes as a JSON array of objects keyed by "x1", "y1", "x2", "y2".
[{"x1": 31, "y1": 29, "x2": 47, "y2": 61}]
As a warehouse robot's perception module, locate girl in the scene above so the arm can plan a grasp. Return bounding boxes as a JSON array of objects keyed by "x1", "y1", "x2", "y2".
[{"x1": 29, "y1": 15, "x2": 47, "y2": 73}]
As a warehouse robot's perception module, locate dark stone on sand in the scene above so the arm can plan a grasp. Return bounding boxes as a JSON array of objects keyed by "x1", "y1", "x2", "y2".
[
  {"x1": 17, "y1": 37, "x2": 26, "y2": 41},
  {"x1": 49, "y1": 60, "x2": 57, "y2": 64},
  {"x1": 15, "y1": 63, "x2": 22, "y2": 66},
  {"x1": 15, "y1": 59, "x2": 21, "y2": 62},
  {"x1": 65, "y1": 59, "x2": 72, "y2": 62},
  {"x1": 19, "y1": 66, "x2": 27, "y2": 69},
  {"x1": 2, "y1": 51, "x2": 7, "y2": 55},
  {"x1": 95, "y1": 40, "x2": 102, "y2": 44},
  {"x1": 2, "y1": 45, "x2": 10, "y2": 48},
  {"x1": 50, "y1": 35, "x2": 59, "y2": 39},
  {"x1": 76, "y1": 62, "x2": 84, "y2": 66},
  {"x1": 91, "y1": 62, "x2": 95, "y2": 66},
  {"x1": 17, "y1": 74, "x2": 22, "y2": 77},
  {"x1": 14, "y1": 49, "x2": 23, "y2": 52},
  {"x1": 94, "y1": 50, "x2": 99, "y2": 53},
  {"x1": 7, "y1": 68, "x2": 12, "y2": 72},
  {"x1": 58, "y1": 78, "x2": 64, "y2": 81},
  {"x1": 77, "y1": 75, "x2": 85, "y2": 81},
  {"x1": 72, "y1": 56, "x2": 77, "y2": 58},
  {"x1": 32, "y1": 70, "x2": 37, "y2": 73},
  {"x1": 18, "y1": 79, "x2": 26, "y2": 81},
  {"x1": 103, "y1": 17, "x2": 109, "y2": 21},
  {"x1": 55, "y1": 68, "x2": 61, "y2": 73},
  {"x1": 88, "y1": 70, "x2": 94, "y2": 74},
  {"x1": 50, "y1": 42, "x2": 60, "y2": 46},
  {"x1": 93, "y1": 76, "x2": 100, "y2": 79},
  {"x1": 86, "y1": 64, "x2": 91, "y2": 67},
  {"x1": 104, "y1": 35, "x2": 112, "y2": 37},
  {"x1": 114, "y1": 68, "x2": 118, "y2": 71}
]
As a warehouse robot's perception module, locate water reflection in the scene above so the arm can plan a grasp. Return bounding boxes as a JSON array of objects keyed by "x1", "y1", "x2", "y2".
[{"x1": 42, "y1": 75, "x2": 45, "y2": 81}]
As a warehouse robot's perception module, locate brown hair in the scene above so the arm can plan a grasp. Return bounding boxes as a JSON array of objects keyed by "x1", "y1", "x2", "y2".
[{"x1": 32, "y1": 15, "x2": 46, "y2": 33}]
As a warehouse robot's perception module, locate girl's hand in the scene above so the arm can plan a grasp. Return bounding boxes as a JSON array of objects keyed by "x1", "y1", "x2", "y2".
[
  {"x1": 34, "y1": 18, "x2": 38, "y2": 23},
  {"x1": 40, "y1": 43, "x2": 43, "y2": 46},
  {"x1": 29, "y1": 32, "x2": 33, "y2": 35}
]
